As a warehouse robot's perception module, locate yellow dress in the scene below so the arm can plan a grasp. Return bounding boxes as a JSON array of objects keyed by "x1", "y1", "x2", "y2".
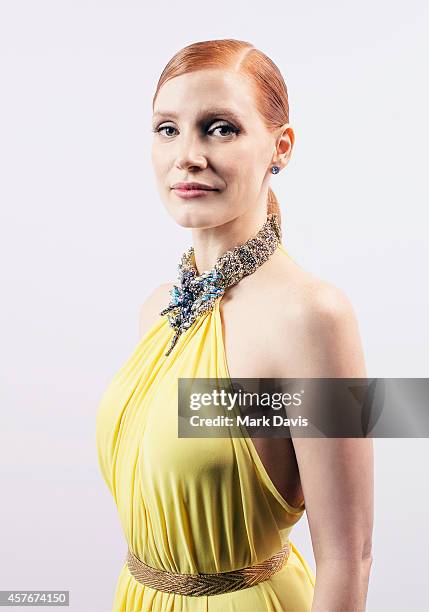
[{"x1": 96, "y1": 242, "x2": 315, "y2": 611}]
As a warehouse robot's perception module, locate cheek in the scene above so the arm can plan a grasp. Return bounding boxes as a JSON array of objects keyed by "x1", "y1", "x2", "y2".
[
  {"x1": 215, "y1": 146, "x2": 251, "y2": 183},
  {"x1": 151, "y1": 144, "x2": 167, "y2": 180},
  {"x1": 222, "y1": 146, "x2": 265, "y2": 189}
]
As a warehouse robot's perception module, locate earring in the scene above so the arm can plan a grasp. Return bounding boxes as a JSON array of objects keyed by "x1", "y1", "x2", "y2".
[{"x1": 271, "y1": 165, "x2": 280, "y2": 174}]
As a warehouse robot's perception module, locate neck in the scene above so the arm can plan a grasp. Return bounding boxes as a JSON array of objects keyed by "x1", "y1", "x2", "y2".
[{"x1": 191, "y1": 205, "x2": 269, "y2": 275}]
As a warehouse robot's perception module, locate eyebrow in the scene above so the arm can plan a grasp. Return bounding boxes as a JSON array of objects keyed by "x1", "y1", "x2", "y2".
[{"x1": 152, "y1": 107, "x2": 244, "y2": 124}]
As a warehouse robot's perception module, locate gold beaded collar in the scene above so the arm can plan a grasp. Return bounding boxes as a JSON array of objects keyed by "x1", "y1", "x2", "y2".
[{"x1": 160, "y1": 213, "x2": 282, "y2": 356}]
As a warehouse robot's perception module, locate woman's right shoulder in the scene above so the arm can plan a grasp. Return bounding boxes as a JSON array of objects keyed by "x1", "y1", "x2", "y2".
[{"x1": 139, "y1": 282, "x2": 175, "y2": 339}]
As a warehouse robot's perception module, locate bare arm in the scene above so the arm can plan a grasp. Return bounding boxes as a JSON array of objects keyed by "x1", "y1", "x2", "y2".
[{"x1": 289, "y1": 283, "x2": 374, "y2": 612}]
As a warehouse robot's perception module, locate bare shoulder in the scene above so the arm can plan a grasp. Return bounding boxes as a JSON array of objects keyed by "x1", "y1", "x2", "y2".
[
  {"x1": 268, "y1": 258, "x2": 367, "y2": 378},
  {"x1": 139, "y1": 282, "x2": 174, "y2": 339},
  {"x1": 295, "y1": 276, "x2": 359, "y2": 334}
]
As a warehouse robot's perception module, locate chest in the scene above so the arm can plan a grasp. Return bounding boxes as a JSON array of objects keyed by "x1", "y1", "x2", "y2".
[{"x1": 219, "y1": 293, "x2": 278, "y2": 378}]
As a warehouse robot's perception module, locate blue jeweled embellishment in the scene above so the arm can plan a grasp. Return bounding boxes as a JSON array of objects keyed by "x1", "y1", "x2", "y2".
[{"x1": 159, "y1": 213, "x2": 282, "y2": 356}]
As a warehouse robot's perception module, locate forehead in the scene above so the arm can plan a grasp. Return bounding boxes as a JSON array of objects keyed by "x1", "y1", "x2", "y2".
[{"x1": 153, "y1": 69, "x2": 261, "y2": 121}]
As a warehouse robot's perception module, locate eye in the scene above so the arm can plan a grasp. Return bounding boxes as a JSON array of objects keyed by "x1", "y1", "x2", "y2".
[
  {"x1": 153, "y1": 124, "x2": 178, "y2": 138},
  {"x1": 151, "y1": 120, "x2": 241, "y2": 139},
  {"x1": 208, "y1": 122, "x2": 240, "y2": 137}
]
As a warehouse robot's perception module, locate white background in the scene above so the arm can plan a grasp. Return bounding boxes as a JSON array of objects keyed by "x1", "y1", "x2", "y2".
[{"x1": 0, "y1": 1, "x2": 428, "y2": 610}]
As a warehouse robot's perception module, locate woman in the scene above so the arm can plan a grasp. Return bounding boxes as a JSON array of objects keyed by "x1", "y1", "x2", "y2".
[{"x1": 96, "y1": 39, "x2": 373, "y2": 611}]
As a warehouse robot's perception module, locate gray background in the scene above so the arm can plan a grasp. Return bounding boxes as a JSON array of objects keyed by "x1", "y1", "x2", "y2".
[{"x1": 1, "y1": 1, "x2": 428, "y2": 610}]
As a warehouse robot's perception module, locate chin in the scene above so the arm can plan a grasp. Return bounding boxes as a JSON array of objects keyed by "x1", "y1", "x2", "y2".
[
  {"x1": 171, "y1": 212, "x2": 216, "y2": 229},
  {"x1": 167, "y1": 205, "x2": 228, "y2": 230}
]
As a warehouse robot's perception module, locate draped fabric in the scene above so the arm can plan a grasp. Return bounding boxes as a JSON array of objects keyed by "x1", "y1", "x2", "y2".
[{"x1": 96, "y1": 243, "x2": 315, "y2": 611}]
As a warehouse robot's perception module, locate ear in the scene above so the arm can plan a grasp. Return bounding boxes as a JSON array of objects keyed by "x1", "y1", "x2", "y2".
[{"x1": 272, "y1": 124, "x2": 295, "y2": 170}]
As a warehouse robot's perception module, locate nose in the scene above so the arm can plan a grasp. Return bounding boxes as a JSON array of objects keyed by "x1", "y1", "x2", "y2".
[{"x1": 174, "y1": 131, "x2": 208, "y2": 172}]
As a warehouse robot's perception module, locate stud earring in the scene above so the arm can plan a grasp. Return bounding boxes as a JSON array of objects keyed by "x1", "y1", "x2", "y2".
[{"x1": 271, "y1": 165, "x2": 280, "y2": 174}]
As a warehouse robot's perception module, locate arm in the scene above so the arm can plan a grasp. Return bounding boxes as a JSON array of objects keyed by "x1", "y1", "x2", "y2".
[{"x1": 290, "y1": 283, "x2": 374, "y2": 612}]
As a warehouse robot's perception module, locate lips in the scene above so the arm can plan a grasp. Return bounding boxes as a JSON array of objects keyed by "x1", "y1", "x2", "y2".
[
  {"x1": 171, "y1": 182, "x2": 219, "y2": 200},
  {"x1": 172, "y1": 182, "x2": 217, "y2": 191}
]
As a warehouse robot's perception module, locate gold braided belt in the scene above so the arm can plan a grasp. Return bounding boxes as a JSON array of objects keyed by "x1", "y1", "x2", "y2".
[{"x1": 126, "y1": 541, "x2": 291, "y2": 596}]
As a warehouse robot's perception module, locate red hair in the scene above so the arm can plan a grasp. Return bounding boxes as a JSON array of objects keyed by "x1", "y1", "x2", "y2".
[{"x1": 152, "y1": 39, "x2": 290, "y2": 227}]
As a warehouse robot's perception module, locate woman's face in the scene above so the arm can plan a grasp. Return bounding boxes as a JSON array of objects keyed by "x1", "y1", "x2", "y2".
[{"x1": 151, "y1": 69, "x2": 285, "y2": 229}]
